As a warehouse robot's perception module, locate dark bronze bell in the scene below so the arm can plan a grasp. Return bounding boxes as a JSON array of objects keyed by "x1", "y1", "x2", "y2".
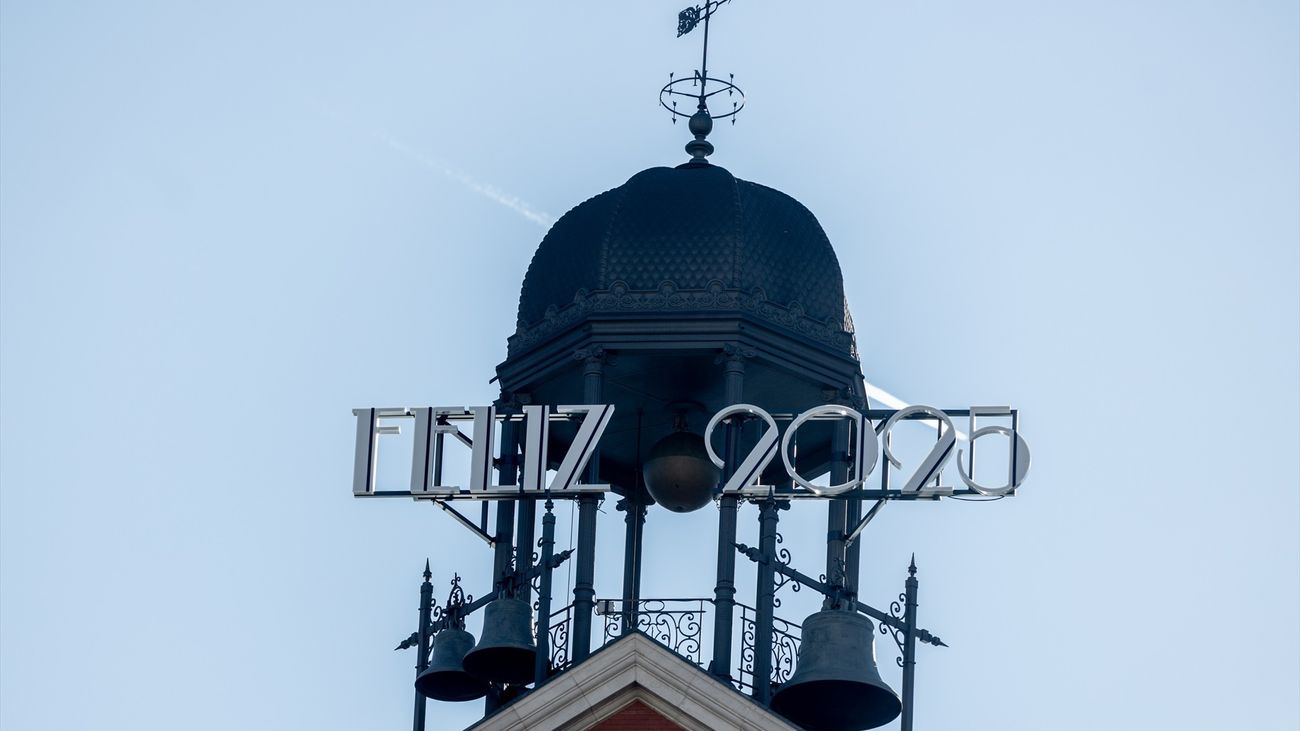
[
  {"x1": 770, "y1": 609, "x2": 902, "y2": 731},
  {"x1": 462, "y1": 597, "x2": 537, "y2": 685},
  {"x1": 414, "y1": 628, "x2": 490, "y2": 702}
]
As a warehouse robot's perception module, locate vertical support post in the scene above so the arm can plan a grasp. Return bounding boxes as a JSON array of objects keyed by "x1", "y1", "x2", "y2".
[
  {"x1": 618, "y1": 498, "x2": 646, "y2": 634},
  {"x1": 825, "y1": 413, "x2": 850, "y2": 607},
  {"x1": 485, "y1": 411, "x2": 519, "y2": 716},
  {"x1": 492, "y1": 414, "x2": 519, "y2": 589},
  {"x1": 900, "y1": 555, "x2": 919, "y2": 731},
  {"x1": 845, "y1": 488, "x2": 862, "y2": 597},
  {"x1": 751, "y1": 496, "x2": 780, "y2": 703},
  {"x1": 412, "y1": 561, "x2": 433, "y2": 731},
  {"x1": 516, "y1": 497, "x2": 536, "y2": 605},
  {"x1": 571, "y1": 347, "x2": 605, "y2": 661},
  {"x1": 711, "y1": 345, "x2": 747, "y2": 680},
  {"x1": 533, "y1": 500, "x2": 556, "y2": 686},
  {"x1": 845, "y1": 395, "x2": 865, "y2": 597}
]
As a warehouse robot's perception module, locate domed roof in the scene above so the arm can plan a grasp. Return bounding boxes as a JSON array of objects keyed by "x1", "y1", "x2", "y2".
[{"x1": 511, "y1": 162, "x2": 856, "y2": 356}]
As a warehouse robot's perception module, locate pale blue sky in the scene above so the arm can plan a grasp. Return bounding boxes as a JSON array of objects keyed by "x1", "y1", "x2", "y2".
[{"x1": 2, "y1": 1, "x2": 1297, "y2": 729}]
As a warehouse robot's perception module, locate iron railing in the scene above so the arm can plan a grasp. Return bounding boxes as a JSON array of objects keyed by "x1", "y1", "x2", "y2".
[
  {"x1": 597, "y1": 598, "x2": 708, "y2": 666},
  {"x1": 545, "y1": 603, "x2": 574, "y2": 673},
  {"x1": 736, "y1": 601, "x2": 802, "y2": 693},
  {"x1": 540, "y1": 596, "x2": 802, "y2": 693}
]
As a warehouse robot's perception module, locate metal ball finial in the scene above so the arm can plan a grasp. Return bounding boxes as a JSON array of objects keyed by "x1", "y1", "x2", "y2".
[{"x1": 685, "y1": 108, "x2": 715, "y2": 162}]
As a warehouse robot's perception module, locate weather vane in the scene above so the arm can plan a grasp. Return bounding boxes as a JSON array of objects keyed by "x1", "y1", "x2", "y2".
[{"x1": 661, "y1": 0, "x2": 745, "y2": 162}]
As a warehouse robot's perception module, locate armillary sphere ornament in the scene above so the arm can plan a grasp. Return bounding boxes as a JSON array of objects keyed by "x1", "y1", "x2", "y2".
[
  {"x1": 659, "y1": 72, "x2": 745, "y2": 125},
  {"x1": 661, "y1": 0, "x2": 746, "y2": 162}
]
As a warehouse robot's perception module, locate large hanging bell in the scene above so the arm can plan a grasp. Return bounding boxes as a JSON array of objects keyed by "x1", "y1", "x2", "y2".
[
  {"x1": 462, "y1": 597, "x2": 538, "y2": 685},
  {"x1": 770, "y1": 609, "x2": 902, "y2": 731},
  {"x1": 414, "y1": 628, "x2": 490, "y2": 702}
]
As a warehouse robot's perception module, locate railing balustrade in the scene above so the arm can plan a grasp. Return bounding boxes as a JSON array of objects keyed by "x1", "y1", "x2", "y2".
[{"x1": 542, "y1": 596, "x2": 802, "y2": 693}]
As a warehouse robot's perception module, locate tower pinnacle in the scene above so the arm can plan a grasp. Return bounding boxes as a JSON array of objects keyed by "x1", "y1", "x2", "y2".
[{"x1": 660, "y1": 1, "x2": 745, "y2": 163}]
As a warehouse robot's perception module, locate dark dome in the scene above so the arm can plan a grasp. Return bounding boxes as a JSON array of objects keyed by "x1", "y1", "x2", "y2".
[{"x1": 511, "y1": 163, "x2": 856, "y2": 355}]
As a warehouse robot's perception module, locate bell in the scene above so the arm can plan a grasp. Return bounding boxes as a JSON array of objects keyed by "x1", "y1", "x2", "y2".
[
  {"x1": 462, "y1": 598, "x2": 537, "y2": 685},
  {"x1": 770, "y1": 609, "x2": 902, "y2": 731},
  {"x1": 414, "y1": 628, "x2": 489, "y2": 702}
]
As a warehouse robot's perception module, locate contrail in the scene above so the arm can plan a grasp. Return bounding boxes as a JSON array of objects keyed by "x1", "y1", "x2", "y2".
[
  {"x1": 862, "y1": 381, "x2": 910, "y2": 411},
  {"x1": 373, "y1": 130, "x2": 554, "y2": 229},
  {"x1": 864, "y1": 380, "x2": 969, "y2": 440}
]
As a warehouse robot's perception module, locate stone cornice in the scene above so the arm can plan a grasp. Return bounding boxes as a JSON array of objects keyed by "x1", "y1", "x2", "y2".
[{"x1": 468, "y1": 632, "x2": 799, "y2": 731}]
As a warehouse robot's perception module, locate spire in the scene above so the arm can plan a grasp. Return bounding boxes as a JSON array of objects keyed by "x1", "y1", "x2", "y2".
[{"x1": 660, "y1": 1, "x2": 745, "y2": 164}]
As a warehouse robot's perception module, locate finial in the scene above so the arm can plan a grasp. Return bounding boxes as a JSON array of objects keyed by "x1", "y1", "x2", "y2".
[
  {"x1": 393, "y1": 632, "x2": 419, "y2": 651},
  {"x1": 685, "y1": 109, "x2": 714, "y2": 162},
  {"x1": 423, "y1": 559, "x2": 432, "y2": 580},
  {"x1": 908, "y1": 553, "x2": 917, "y2": 576},
  {"x1": 660, "y1": 1, "x2": 745, "y2": 163}
]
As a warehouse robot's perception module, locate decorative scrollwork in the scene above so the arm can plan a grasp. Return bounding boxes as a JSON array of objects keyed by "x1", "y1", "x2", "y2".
[
  {"x1": 739, "y1": 610, "x2": 757, "y2": 691},
  {"x1": 601, "y1": 607, "x2": 621, "y2": 642},
  {"x1": 776, "y1": 547, "x2": 793, "y2": 567},
  {"x1": 548, "y1": 604, "x2": 572, "y2": 671},
  {"x1": 771, "y1": 572, "x2": 801, "y2": 609},
  {"x1": 736, "y1": 602, "x2": 803, "y2": 692},
  {"x1": 771, "y1": 616, "x2": 802, "y2": 686},
  {"x1": 436, "y1": 574, "x2": 470, "y2": 630},
  {"x1": 889, "y1": 592, "x2": 904, "y2": 621},
  {"x1": 597, "y1": 599, "x2": 705, "y2": 665},
  {"x1": 879, "y1": 591, "x2": 906, "y2": 666}
]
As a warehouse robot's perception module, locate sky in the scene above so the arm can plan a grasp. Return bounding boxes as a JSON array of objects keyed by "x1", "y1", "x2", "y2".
[{"x1": 1, "y1": 1, "x2": 1297, "y2": 729}]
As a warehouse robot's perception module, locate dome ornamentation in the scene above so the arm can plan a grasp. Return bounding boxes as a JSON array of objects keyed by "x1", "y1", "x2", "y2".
[
  {"x1": 509, "y1": 280, "x2": 856, "y2": 357},
  {"x1": 511, "y1": 163, "x2": 857, "y2": 358}
]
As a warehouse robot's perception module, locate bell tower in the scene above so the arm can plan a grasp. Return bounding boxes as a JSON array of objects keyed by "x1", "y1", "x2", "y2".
[
  {"x1": 353, "y1": 4, "x2": 1032, "y2": 730},
  {"x1": 491, "y1": 2, "x2": 892, "y2": 725}
]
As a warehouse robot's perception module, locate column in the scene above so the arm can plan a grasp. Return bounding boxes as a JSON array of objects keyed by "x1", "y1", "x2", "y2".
[{"x1": 571, "y1": 347, "x2": 606, "y2": 661}]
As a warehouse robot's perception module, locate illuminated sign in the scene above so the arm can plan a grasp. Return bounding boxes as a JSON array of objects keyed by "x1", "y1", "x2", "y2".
[{"x1": 352, "y1": 403, "x2": 1030, "y2": 501}]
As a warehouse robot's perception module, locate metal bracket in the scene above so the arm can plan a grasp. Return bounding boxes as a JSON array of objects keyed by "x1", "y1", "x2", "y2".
[
  {"x1": 431, "y1": 499, "x2": 495, "y2": 546},
  {"x1": 843, "y1": 497, "x2": 887, "y2": 548},
  {"x1": 734, "y1": 542, "x2": 947, "y2": 645}
]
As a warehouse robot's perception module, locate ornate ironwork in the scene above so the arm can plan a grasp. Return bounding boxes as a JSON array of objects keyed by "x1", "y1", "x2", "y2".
[
  {"x1": 770, "y1": 531, "x2": 799, "y2": 608},
  {"x1": 773, "y1": 530, "x2": 792, "y2": 565},
  {"x1": 771, "y1": 572, "x2": 801, "y2": 609},
  {"x1": 529, "y1": 546, "x2": 544, "y2": 604},
  {"x1": 660, "y1": 73, "x2": 745, "y2": 123},
  {"x1": 736, "y1": 602, "x2": 802, "y2": 693},
  {"x1": 598, "y1": 598, "x2": 706, "y2": 665},
  {"x1": 880, "y1": 591, "x2": 907, "y2": 668},
  {"x1": 739, "y1": 610, "x2": 755, "y2": 691},
  {"x1": 663, "y1": 0, "x2": 744, "y2": 128},
  {"x1": 547, "y1": 603, "x2": 573, "y2": 672},
  {"x1": 432, "y1": 574, "x2": 470, "y2": 631},
  {"x1": 677, "y1": 6, "x2": 701, "y2": 36},
  {"x1": 770, "y1": 615, "x2": 801, "y2": 685},
  {"x1": 393, "y1": 632, "x2": 418, "y2": 651}
]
